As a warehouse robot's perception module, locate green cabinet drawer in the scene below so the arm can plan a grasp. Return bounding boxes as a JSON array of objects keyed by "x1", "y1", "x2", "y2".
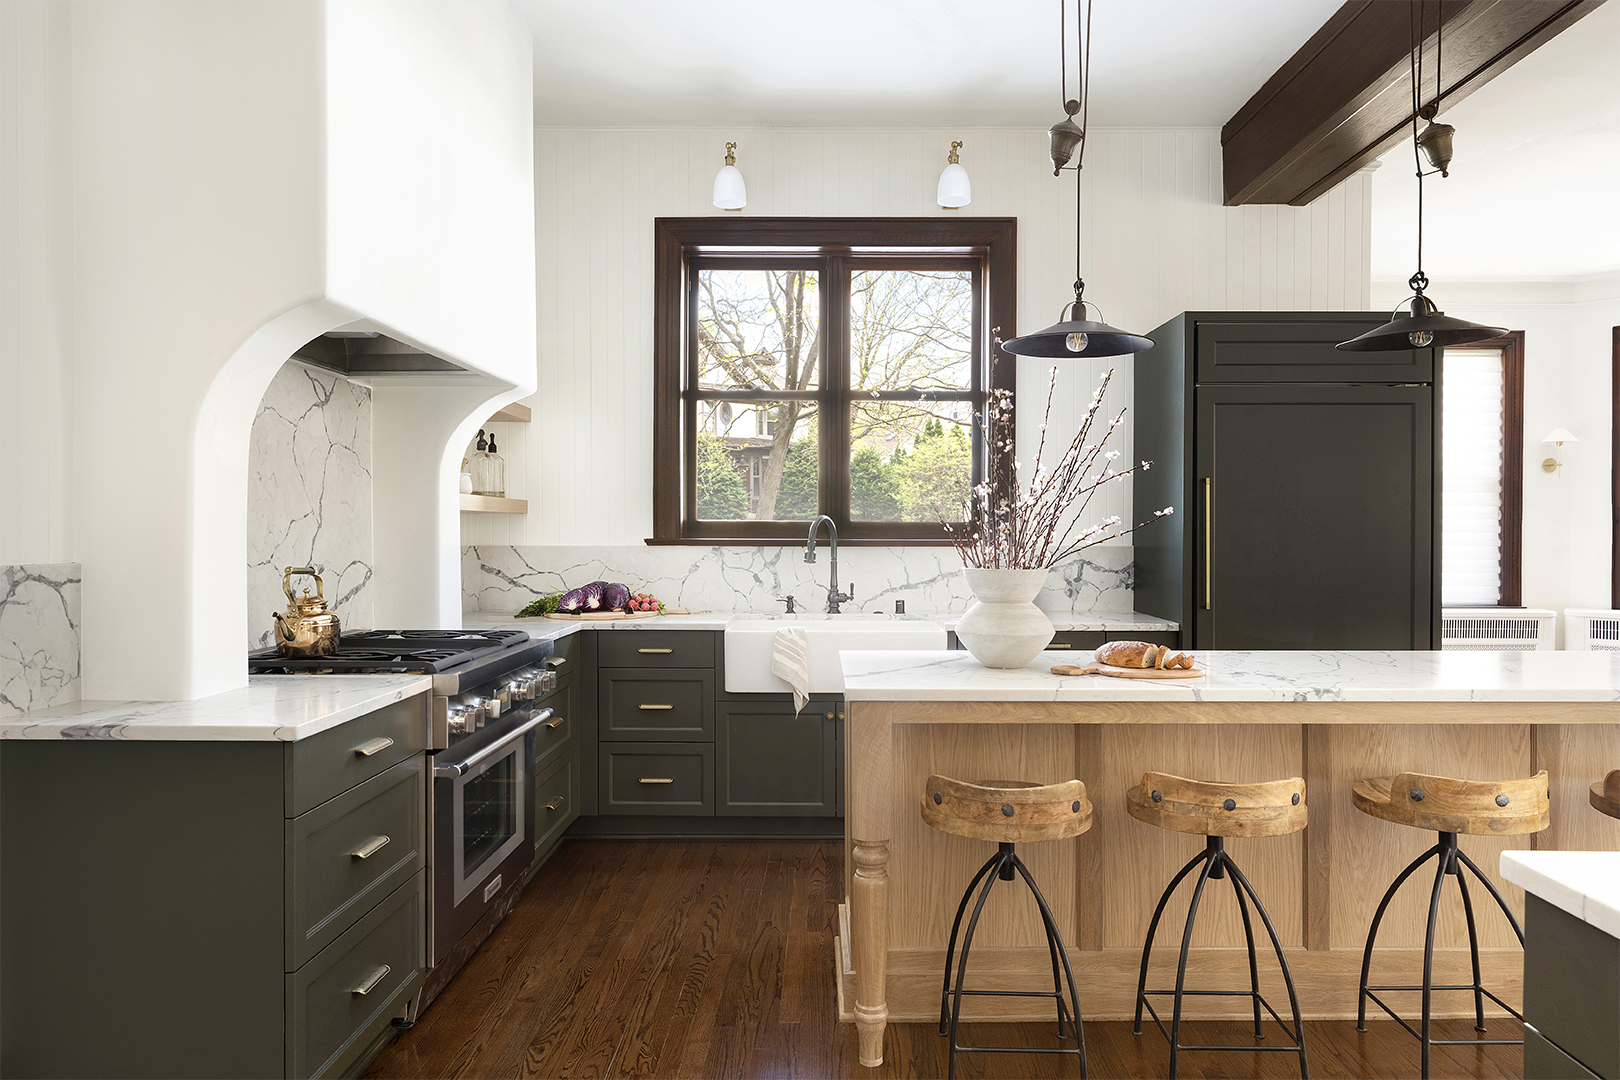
[
  {"x1": 600, "y1": 742, "x2": 714, "y2": 815},
  {"x1": 287, "y1": 691, "x2": 429, "y2": 817},
  {"x1": 534, "y1": 674, "x2": 577, "y2": 770},
  {"x1": 287, "y1": 872, "x2": 424, "y2": 1080},
  {"x1": 600, "y1": 669, "x2": 714, "y2": 741},
  {"x1": 286, "y1": 755, "x2": 425, "y2": 971},
  {"x1": 1194, "y1": 318, "x2": 1431, "y2": 384},
  {"x1": 598, "y1": 630, "x2": 714, "y2": 668},
  {"x1": 533, "y1": 750, "x2": 579, "y2": 864}
]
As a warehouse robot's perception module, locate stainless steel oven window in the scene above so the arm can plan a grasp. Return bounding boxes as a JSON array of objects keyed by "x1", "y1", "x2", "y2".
[{"x1": 450, "y1": 738, "x2": 528, "y2": 904}]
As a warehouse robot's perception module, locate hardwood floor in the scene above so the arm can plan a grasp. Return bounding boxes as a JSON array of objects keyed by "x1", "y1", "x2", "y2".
[{"x1": 365, "y1": 839, "x2": 1523, "y2": 1079}]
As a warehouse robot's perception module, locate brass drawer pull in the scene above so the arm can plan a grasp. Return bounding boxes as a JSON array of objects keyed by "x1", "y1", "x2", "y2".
[
  {"x1": 1048, "y1": 643, "x2": 1071, "y2": 649},
  {"x1": 350, "y1": 964, "x2": 391, "y2": 996},
  {"x1": 638, "y1": 704, "x2": 674, "y2": 711},
  {"x1": 353, "y1": 736, "x2": 394, "y2": 758},
  {"x1": 638, "y1": 778, "x2": 674, "y2": 784},
  {"x1": 546, "y1": 656, "x2": 567, "y2": 667},
  {"x1": 544, "y1": 713, "x2": 567, "y2": 729},
  {"x1": 545, "y1": 795, "x2": 566, "y2": 811},
  {"x1": 348, "y1": 835, "x2": 391, "y2": 860},
  {"x1": 637, "y1": 647, "x2": 673, "y2": 654}
]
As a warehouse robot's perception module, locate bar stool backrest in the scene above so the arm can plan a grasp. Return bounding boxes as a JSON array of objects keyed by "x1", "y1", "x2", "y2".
[
  {"x1": 1386, "y1": 770, "x2": 1550, "y2": 835},
  {"x1": 921, "y1": 776, "x2": 1092, "y2": 843},
  {"x1": 1128, "y1": 772, "x2": 1307, "y2": 837}
]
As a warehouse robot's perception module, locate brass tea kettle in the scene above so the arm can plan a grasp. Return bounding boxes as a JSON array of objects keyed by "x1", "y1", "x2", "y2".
[{"x1": 273, "y1": 566, "x2": 342, "y2": 658}]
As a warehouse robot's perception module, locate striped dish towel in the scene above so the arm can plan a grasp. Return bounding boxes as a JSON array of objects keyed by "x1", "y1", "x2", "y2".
[{"x1": 771, "y1": 626, "x2": 812, "y2": 714}]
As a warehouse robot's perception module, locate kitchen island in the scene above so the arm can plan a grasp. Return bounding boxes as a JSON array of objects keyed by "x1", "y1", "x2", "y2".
[{"x1": 837, "y1": 648, "x2": 1620, "y2": 1066}]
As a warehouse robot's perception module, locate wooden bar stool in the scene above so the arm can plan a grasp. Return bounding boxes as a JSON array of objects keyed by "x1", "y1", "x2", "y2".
[
  {"x1": 1352, "y1": 770, "x2": 1550, "y2": 1077},
  {"x1": 1127, "y1": 772, "x2": 1309, "y2": 1080},
  {"x1": 922, "y1": 775, "x2": 1091, "y2": 1080},
  {"x1": 1591, "y1": 770, "x2": 1620, "y2": 819}
]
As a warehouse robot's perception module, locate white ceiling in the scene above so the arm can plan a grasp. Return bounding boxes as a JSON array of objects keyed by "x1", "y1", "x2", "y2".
[
  {"x1": 516, "y1": 0, "x2": 1342, "y2": 128},
  {"x1": 1370, "y1": 1, "x2": 1620, "y2": 283}
]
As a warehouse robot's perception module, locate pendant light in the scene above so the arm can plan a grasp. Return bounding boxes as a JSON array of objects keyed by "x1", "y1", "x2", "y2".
[
  {"x1": 937, "y1": 141, "x2": 972, "y2": 209},
  {"x1": 1004, "y1": 0, "x2": 1151, "y2": 359},
  {"x1": 1338, "y1": 2, "x2": 1504, "y2": 352},
  {"x1": 712, "y1": 141, "x2": 747, "y2": 211}
]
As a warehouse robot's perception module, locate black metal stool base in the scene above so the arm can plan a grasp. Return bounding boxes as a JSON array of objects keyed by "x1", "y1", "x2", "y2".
[
  {"x1": 938, "y1": 842, "x2": 1087, "y2": 1080},
  {"x1": 1357, "y1": 830, "x2": 1525, "y2": 1078},
  {"x1": 1133, "y1": 836, "x2": 1308, "y2": 1079}
]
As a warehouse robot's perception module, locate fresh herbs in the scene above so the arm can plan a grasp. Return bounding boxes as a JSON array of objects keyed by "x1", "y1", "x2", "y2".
[{"x1": 515, "y1": 593, "x2": 565, "y2": 618}]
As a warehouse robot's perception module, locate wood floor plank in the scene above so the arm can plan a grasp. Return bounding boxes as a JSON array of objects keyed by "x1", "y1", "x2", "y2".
[{"x1": 366, "y1": 838, "x2": 1524, "y2": 1080}]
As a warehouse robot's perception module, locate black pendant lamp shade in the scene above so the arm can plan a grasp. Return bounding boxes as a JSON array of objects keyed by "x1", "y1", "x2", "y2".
[
  {"x1": 1003, "y1": 283, "x2": 1153, "y2": 358},
  {"x1": 1338, "y1": 280, "x2": 1507, "y2": 352}
]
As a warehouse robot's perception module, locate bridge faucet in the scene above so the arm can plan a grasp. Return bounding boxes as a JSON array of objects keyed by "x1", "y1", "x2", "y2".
[{"x1": 805, "y1": 515, "x2": 854, "y2": 614}]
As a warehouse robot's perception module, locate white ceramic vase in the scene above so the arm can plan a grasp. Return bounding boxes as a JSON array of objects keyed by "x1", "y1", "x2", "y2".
[{"x1": 955, "y1": 567, "x2": 1055, "y2": 669}]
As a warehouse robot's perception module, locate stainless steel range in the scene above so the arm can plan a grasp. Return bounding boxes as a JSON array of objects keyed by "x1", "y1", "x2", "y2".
[{"x1": 249, "y1": 628, "x2": 561, "y2": 1015}]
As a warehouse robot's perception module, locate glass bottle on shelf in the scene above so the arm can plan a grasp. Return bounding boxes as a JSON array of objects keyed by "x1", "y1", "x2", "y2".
[
  {"x1": 469, "y1": 430, "x2": 494, "y2": 496},
  {"x1": 484, "y1": 431, "x2": 506, "y2": 498}
]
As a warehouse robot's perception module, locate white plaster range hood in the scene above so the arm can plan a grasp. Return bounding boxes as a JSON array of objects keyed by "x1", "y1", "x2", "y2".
[{"x1": 293, "y1": 332, "x2": 476, "y2": 377}]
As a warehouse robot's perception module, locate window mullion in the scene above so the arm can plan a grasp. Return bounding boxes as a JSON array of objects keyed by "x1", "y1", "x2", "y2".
[{"x1": 822, "y1": 254, "x2": 851, "y2": 528}]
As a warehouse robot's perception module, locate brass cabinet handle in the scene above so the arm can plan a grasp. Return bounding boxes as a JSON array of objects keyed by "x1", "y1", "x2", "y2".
[
  {"x1": 350, "y1": 964, "x2": 391, "y2": 996},
  {"x1": 1048, "y1": 643, "x2": 1072, "y2": 649},
  {"x1": 544, "y1": 795, "x2": 565, "y2": 811},
  {"x1": 348, "y1": 835, "x2": 391, "y2": 859},
  {"x1": 637, "y1": 647, "x2": 673, "y2": 654},
  {"x1": 825, "y1": 712, "x2": 835, "y2": 721},
  {"x1": 354, "y1": 736, "x2": 394, "y2": 757},
  {"x1": 546, "y1": 656, "x2": 567, "y2": 667},
  {"x1": 544, "y1": 713, "x2": 566, "y2": 729},
  {"x1": 637, "y1": 704, "x2": 674, "y2": 710},
  {"x1": 1204, "y1": 477, "x2": 1213, "y2": 611},
  {"x1": 638, "y1": 778, "x2": 674, "y2": 784}
]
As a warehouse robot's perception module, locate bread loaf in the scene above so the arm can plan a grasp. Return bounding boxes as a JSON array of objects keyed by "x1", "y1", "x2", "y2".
[{"x1": 1095, "y1": 641, "x2": 1161, "y2": 669}]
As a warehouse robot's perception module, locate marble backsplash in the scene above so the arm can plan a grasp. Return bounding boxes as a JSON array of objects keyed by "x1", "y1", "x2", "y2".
[
  {"x1": 1, "y1": 563, "x2": 80, "y2": 717},
  {"x1": 247, "y1": 362, "x2": 374, "y2": 651},
  {"x1": 463, "y1": 544, "x2": 1135, "y2": 617}
]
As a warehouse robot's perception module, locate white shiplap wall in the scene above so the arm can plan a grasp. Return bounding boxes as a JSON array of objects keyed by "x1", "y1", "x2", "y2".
[
  {"x1": 0, "y1": 2, "x2": 73, "y2": 565},
  {"x1": 464, "y1": 127, "x2": 1374, "y2": 546}
]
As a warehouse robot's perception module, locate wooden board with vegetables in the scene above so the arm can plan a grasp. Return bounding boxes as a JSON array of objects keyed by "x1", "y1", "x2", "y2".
[{"x1": 514, "y1": 582, "x2": 671, "y2": 619}]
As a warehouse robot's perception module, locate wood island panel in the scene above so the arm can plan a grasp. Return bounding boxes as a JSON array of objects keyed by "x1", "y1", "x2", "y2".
[{"x1": 840, "y1": 697, "x2": 1620, "y2": 1066}]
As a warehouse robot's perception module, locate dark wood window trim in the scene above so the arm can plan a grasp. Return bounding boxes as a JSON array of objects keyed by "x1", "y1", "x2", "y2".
[
  {"x1": 650, "y1": 217, "x2": 1017, "y2": 545},
  {"x1": 1612, "y1": 326, "x2": 1620, "y2": 609},
  {"x1": 1442, "y1": 329, "x2": 1524, "y2": 607}
]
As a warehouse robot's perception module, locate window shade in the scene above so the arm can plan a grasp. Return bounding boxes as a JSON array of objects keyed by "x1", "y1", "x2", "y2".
[{"x1": 1441, "y1": 348, "x2": 1506, "y2": 605}]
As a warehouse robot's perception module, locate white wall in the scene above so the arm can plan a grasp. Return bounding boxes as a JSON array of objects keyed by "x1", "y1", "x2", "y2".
[
  {"x1": 1374, "y1": 275, "x2": 1620, "y2": 631},
  {"x1": 0, "y1": 1, "x2": 73, "y2": 565},
  {"x1": 468, "y1": 127, "x2": 1373, "y2": 547}
]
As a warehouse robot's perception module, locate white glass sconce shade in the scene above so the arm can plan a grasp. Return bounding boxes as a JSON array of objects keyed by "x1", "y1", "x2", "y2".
[
  {"x1": 936, "y1": 141, "x2": 971, "y2": 208},
  {"x1": 713, "y1": 141, "x2": 746, "y2": 211}
]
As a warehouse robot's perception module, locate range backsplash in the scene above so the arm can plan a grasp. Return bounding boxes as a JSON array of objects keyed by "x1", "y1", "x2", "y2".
[
  {"x1": 247, "y1": 362, "x2": 374, "y2": 651},
  {"x1": 463, "y1": 544, "x2": 1134, "y2": 616},
  {"x1": 0, "y1": 563, "x2": 80, "y2": 717}
]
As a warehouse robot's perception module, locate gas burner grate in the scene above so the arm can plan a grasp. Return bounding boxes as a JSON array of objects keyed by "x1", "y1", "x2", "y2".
[{"x1": 247, "y1": 628, "x2": 533, "y2": 675}]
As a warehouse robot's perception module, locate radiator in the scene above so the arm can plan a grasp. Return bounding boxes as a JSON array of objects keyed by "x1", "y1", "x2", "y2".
[
  {"x1": 1440, "y1": 608, "x2": 1557, "y2": 651},
  {"x1": 1565, "y1": 609, "x2": 1620, "y2": 651}
]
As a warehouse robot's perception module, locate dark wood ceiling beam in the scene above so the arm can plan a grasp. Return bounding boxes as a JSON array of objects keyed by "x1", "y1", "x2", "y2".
[{"x1": 1222, "y1": 0, "x2": 1608, "y2": 206}]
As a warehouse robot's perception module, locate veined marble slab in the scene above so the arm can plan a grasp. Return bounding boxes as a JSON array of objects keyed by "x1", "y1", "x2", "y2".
[
  {"x1": 1501, "y1": 851, "x2": 1620, "y2": 940},
  {"x1": 463, "y1": 610, "x2": 1178, "y2": 636},
  {"x1": 1, "y1": 563, "x2": 81, "y2": 717},
  {"x1": 841, "y1": 648, "x2": 1620, "y2": 702},
  {"x1": 0, "y1": 675, "x2": 430, "y2": 741}
]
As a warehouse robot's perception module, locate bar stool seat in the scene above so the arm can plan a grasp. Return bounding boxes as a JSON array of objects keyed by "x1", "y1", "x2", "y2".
[
  {"x1": 1354, "y1": 770, "x2": 1549, "y2": 1078},
  {"x1": 1129, "y1": 773, "x2": 1309, "y2": 1079},
  {"x1": 1591, "y1": 770, "x2": 1620, "y2": 820},
  {"x1": 923, "y1": 776, "x2": 1090, "y2": 1079}
]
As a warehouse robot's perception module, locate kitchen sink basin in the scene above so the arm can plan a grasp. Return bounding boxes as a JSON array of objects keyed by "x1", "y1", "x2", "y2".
[{"x1": 723, "y1": 617, "x2": 947, "y2": 694}]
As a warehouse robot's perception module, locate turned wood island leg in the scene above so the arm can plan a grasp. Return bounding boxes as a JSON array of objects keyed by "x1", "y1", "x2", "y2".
[{"x1": 848, "y1": 702, "x2": 895, "y2": 1067}]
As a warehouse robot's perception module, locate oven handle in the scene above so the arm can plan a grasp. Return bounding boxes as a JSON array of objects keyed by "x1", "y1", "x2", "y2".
[{"x1": 434, "y1": 709, "x2": 551, "y2": 778}]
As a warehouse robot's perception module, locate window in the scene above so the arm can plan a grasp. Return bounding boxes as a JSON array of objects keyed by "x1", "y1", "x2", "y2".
[
  {"x1": 652, "y1": 219, "x2": 1016, "y2": 543},
  {"x1": 1441, "y1": 331, "x2": 1524, "y2": 606}
]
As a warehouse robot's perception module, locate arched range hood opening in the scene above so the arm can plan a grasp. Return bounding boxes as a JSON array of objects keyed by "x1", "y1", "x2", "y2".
[{"x1": 292, "y1": 331, "x2": 471, "y2": 376}]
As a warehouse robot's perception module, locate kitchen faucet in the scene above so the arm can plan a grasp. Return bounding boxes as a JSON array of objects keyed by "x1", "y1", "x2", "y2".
[{"x1": 805, "y1": 515, "x2": 854, "y2": 614}]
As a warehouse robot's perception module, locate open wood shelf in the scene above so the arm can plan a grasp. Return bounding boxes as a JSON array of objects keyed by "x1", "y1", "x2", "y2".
[
  {"x1": 487, "y1": 403, "x2": 531, "y2": 424},
  {"x1": 460, "y1": 494, "x2": 528, "y2": 514}
]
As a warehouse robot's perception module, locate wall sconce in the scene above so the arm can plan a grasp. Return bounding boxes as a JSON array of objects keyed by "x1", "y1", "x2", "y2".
[
  {"x1": 936, "y1": 141, "x2": 971, "y2": 209},
  {"x1": 712, "y1": 142, "x2": 746, "y2": 211},
  {"x1": 1542, "y1": 428, "x2": 1578, "y2": 474}
]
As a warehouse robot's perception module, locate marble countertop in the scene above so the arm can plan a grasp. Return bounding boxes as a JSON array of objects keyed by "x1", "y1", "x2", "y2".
[
  {"x1": 464, "y1": 609, "x2": 1178, "y2": 633},
  {"x1": 0, "y1": 675, "x2": 432, "y2": 742},
  {"x1": 840, "y1": 648, "x2": 1620, "y2": 702},
  {"x1": 1501, "y1": 851, "x2": 1620, "y2": 939}
]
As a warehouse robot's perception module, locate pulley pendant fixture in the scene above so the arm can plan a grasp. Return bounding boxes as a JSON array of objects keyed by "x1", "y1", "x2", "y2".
[
  {"x1": 1338, "y1": 1, "x2": 1503, "y2": 353},
  {"x1": 1005, "y1": 0, "x2": 1151, "y2": 359}
]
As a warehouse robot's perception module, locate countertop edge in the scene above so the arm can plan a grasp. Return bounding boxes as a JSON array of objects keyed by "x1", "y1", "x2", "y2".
[{"x1": 1501, "y1": 851, "x2": 1620, "y2": 938}]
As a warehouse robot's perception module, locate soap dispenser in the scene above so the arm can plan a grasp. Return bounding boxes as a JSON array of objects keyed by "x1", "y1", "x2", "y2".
[
  {"x1": 483, "y1": 431, "x2": 506, "y2": 498},
  {"x1": 469, "y1": 430, "x2": 494, "y2": 496}
]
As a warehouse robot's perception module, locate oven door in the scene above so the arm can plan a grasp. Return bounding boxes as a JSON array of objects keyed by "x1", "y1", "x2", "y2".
[{"x1": 431, "y1": 709, "x2": 548, "y2": 963}]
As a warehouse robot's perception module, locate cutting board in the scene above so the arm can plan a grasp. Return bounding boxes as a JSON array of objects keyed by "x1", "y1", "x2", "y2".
[
  {"x1": 541, "y1": 608, "x2": 693, "y2": 621},
  {"x1": 1050, "y1": 663, "x2": 1206, "y2": 680}
]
